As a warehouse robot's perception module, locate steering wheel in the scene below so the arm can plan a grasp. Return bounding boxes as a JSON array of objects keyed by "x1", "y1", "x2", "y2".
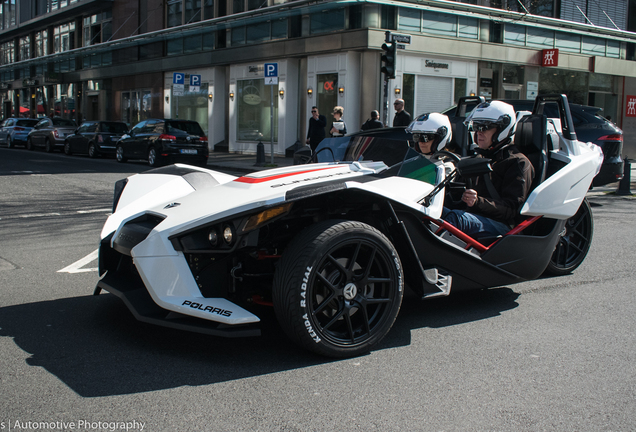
[
  {"x1": 430, "y1": 150, "x2": 464, "y2": 205},
  {"x1": 430, "y1": 150, "x2": 461, "y2": 164}
]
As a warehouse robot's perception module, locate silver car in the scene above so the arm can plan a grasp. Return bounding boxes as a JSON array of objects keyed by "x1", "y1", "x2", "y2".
[{"x1": 26, "y1": 117, "x2": 77, "y2": 152}]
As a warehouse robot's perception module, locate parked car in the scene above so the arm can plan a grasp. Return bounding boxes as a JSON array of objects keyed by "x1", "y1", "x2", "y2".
[
  {"x1": 64, "y1": 121, "x2": 129, "y2": 158},
  {"x1": 443, "y1": 98, "x2": 624, "y2": 186},
  {"x1": 115, "y1": 118, "x2": 209, "y2": 167},
  {"x1": 26, "y1": 117, "x2": 77, "y2": 152},
  {"x1": 0, "y1": 118, "x2": 40, "y2": 148}
]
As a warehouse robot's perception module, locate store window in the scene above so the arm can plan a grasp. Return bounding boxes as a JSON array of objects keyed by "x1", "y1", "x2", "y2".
[
  {"x1": 35, "y1": 31, "x2": 48, "y2": 57},
  {"x1": 121, "y1": 90, "x2": 152, "y2": 126},
  {"x1": 171, "y1": 82, "x2": 209, "y2": 135},
  {"x1": 53, "y1": 83, "x2": 76, "y2": 119},
  {"x1": 236, "y1": 79, "x2": 278, "y2": 141}
]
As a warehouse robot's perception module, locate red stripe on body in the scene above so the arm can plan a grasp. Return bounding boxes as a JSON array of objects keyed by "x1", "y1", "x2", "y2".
[{"x1": 234, "y1": 166, "x2": 341, "y2": 184}]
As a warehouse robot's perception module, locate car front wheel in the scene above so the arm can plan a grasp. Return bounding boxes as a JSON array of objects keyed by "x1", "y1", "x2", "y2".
[
  {"x1": 7, "y1": 136, "x2": 13, "y2": 149},
  {"x1": 45, "y1": 138, "x2": 54, "y2": 153},
  {"x1": 88, "y1": 142, "x2": 97, "y2": 158},
  {"x1": 273, "y1": 220, "x2": 404, "y2": 358},
  {"x1": 545, "y1": 198, "x2": 593, "y2": 275},
  {"x1": 148, "y1": 147, "x2": 161, "y2": 167},
  {"x1": 26, "y1": 137, "x2": 34, "y2": 151},
  {"x1": 64, "y1": 141, "x2": 72, "y2": 155}
]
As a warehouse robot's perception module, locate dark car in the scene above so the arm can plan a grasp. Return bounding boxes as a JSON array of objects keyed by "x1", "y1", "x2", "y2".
[
  {"x1": 26, "y1": 117, "x2": 77, "y2": 152},
  {"x1": 115, "y1": 118, "x2": 209, "y2": 167},
  {"x1": 443, "y1": 98, "x2": 624, "y2": 186},
  {"x1": 64, "y1": 121, "x2": 129, "y2": 158},
  {"x1": 0, "y1": 118, "x2": 40, "y2": 148}
]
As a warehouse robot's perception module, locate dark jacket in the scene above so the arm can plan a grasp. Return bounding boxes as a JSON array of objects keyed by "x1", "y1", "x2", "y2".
[
  {"x1": 307, "y1": 115, "x2": 327, "y2": 150},
  {"x1": 360, "y1": 119, "x2": 384, "y2": 131},
  {"x1": 470, "y1": 145, "x2": 534, "y2": 226},
  {"x1": 393, "y1": 110, "x2": 412, "y2": 127}
]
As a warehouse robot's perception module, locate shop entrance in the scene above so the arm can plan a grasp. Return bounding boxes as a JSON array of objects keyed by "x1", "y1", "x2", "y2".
[{"x1": 317, "y1": 73, "x2": 338, "y2": 133}]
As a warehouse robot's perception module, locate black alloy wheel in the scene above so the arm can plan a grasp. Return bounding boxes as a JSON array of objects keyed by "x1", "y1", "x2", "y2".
[
  {"x1": 148, "y1": 147, "x2": 161, "y2": 167},
  {"x1": 88, "y1": 142, "x2": 97, "y2": 158},
  {"x1": 544, "y1": 198, "x2": 593, "y2": 275},
  {"x1": 64, "y1": 141, "x2": 72, "y2": 155},
  {"x1": 273, "y1": 220, "x2": 403, "y2": 358},
  {"x1": 26, "y1": 137, "x2": 34, "y2": 151},
  {"x1": 116, "y1": 145, "x2": 127, "y2": 163}
]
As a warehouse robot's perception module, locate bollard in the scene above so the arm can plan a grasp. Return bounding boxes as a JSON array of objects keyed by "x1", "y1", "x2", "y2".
[
  {"x1": 255, "y1": 141, "x2": 265, "y2": 167},
  {"x1": 615, "y1": 157, "x2": 632, "y2": 195}
]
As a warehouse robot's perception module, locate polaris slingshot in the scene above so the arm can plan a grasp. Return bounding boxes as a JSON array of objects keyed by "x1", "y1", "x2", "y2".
[{"x1": 95, "y1": 95, "x2": 603, "y2": 358}]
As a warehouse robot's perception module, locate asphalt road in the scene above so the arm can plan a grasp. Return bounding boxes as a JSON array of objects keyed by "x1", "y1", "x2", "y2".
[{"x1": 1, "y1": 147, "x2": 635, "y2": 432}]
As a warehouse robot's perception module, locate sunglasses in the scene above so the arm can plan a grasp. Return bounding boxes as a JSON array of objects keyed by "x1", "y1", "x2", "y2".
[
  {"x1": 472, "y1": 121, "x2": 496, "y2": 132},
  {"x1": 393, "y1": 102, "x2": 402, "y2": 105},
  {"x1": 412, "y1": 133, "x2": 434, "y2": 143},
  {"x1": 311, "y1": 110, "x2": 317, "y2": 113}
]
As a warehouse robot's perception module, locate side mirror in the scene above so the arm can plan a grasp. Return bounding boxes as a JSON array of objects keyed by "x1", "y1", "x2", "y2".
[{"x1": 457, "y1": 157, "x2": 492, "y2": 178}]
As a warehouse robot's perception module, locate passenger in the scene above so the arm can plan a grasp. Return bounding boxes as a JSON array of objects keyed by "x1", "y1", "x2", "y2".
[
  {"x1": 443, "y1": 101, "x2": 534, "y2": 239},
  {"x1": 406, "y1": 112, "x2": 453, "y2": 157}
]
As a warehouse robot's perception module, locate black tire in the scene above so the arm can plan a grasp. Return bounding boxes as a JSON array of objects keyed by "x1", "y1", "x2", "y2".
[
  {"x1": 7, "y1": 136, "x2": 13, "y2": 149},
  {"x1": 26, "y1": 137, "x2": 34, "y2": 151},
  {"x1": 88, "y1": 142, "x2": 97, "y2": 158},
  {"x1": 148, "y1": 146, "x2": 161, "y2": 167},
  {"x1": 544, "y1": 198, "x2": 593, "y2": 276},
  {"x1": 273, "y1": 220, "x2": 404, "y2": 358},
  {"x1": 116, "y1": 145, "x2": 127, "y2": 163},
  {"x1": 44, "y1": 138, "x2": 54, "y2": 153},
  {"x1": 64, "y1": 141, "x2": 72, "y2": 155}
]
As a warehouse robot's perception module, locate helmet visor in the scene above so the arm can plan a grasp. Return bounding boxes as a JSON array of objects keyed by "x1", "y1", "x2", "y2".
[
  {"x1": 471, "y1": 120, "x2": 497, "y2": 133},
  {"x1": 412, "y1": 133, "x2": 436, "y2": 143}
]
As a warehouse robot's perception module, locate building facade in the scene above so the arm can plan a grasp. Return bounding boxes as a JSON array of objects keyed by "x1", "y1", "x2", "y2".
[{"x1": 1, "y1": 0, "x2": 636, "y2": 156}]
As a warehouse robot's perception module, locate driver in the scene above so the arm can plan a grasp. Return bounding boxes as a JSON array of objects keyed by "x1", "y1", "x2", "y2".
[
  {"x1": 406, "y1": 113, "x2": 452, "y2": 156},
  {"x1": 443, "y1": 101, "x2": 534, "y2": 238}
]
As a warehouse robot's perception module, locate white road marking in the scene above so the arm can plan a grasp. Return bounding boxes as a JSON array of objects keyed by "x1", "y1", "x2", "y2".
[
  {"x1": 57, "y1": 249, "x2": 99, "y2": 273},
  {"x1": 19, "y1": 212, "x2": 61, "y2": 218},
  {"x1": 77, "y1": 208, "x2": 112, "y2": 214}
]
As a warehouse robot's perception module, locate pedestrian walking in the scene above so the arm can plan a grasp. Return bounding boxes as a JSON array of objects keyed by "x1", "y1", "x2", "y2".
[{"x1": 306, "y1": 106, "x2": 327, "y2": 152}]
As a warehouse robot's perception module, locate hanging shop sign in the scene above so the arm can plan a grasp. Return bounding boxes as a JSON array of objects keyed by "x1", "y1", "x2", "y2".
[{"x1": 542, "y1": 49, "x2": 559, "y2": 67}]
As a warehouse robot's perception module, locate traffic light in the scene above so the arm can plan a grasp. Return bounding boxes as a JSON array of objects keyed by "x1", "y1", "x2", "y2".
[{"x1": 381, "y1": 41, "x2": 397, "y2": 80}]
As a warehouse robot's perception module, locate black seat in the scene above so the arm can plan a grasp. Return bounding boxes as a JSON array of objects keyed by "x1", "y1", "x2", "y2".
[{"x1": 514, "y1": 114, "x2": 548, "y2": 191}]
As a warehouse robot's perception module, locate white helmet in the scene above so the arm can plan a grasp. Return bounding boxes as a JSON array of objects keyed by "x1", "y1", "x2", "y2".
[
  {"x1": 464, "y1": 100, "x2": 516, "y2": 147},
  {"x1": 406, "y1": 113, "x2": 452, "y2": 154}
]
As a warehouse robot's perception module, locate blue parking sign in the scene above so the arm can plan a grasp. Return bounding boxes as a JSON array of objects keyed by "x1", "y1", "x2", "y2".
[
  {"x1": 173, "y1": 73, "x2": 185, "y2": 85},
  {"x1": 264, "y1": 63, "x2": 278, "y2": 78},
  {"x1": 190, "y1": 75, "x2": 201, "y2": 86}
]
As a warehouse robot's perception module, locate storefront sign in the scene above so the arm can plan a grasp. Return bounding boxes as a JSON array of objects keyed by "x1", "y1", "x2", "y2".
[
  {"x1": 0, "y1": 82, "x2": 11, "y2": 90},
  {"x1": 542, "y1": 49, "x2": 559, "y2": 67},
  {"x1": 425, "y1": 60, "x2": 449, "y2": 69},
  {"x1": 44, "y1": 72, "x2": 61, "y2": 84},
  {"x1": 22, "y1": 79, "x2": 39, "y2": 86},
  {"x1": 480, "y1": 78, "x2": 493, "y2": 88},
  {"x1": 248, "y1": 65, "x2": 264, "y2": 74},
  {"x1": 626, "y1": 95, "x2": 636, "y2": 118},
  {"x1": 527, "y1": 81, "x2": 539, "y2": 99}
]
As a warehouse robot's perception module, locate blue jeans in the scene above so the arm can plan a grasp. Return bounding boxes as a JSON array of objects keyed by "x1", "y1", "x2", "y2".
[{"x1": 443, "y1": 208, "x2": 511, "y2": 238}]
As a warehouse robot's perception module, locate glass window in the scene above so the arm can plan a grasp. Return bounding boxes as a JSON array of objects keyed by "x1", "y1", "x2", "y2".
[
  {"x1": 237, "y1": 79, "x2": 278, "y2": 142},
  {"x1": 19, "y1": 36, "x2": 30, "y2": 61},
  {"x1": 233, "y1": 0, "x2": 244, "y2": 13},
  {"x1": 398, "y1": 8, "x2": 420, "y2": 33},
  {"x1": 422, "y1": 11, "x2": 456, "y2": 37},
  {"x1": 167, "y1": 0, "x2": 183, "y2": 27},
  {"x1": 247, "y1": 22, "x2": 270, "y2": 43},
  {"x1": 310, "y1": 9, "x2": 345, "y2": 34},
  {"x1": 203, "y1": 0, "x2": 214, "y2": 19},
  {"x1": 184, "y1": 33, "x2": 203, "y2": 52},
  {"x1": 167, "y1": 37, "x2": 184, "y2": 55},
  {"x1": 555, "y1": 32, "x2": 581, "y2": 53},
  {"x1": 607, "y1": 40, "x2": 620, "y2": 58},
  {"x1": 272, "y1": 19, "x2": 287, "y2": 39},
  {"x1": 203, "y1": 30, "x2": 215, "y2": 49},
  {"x1": 170, "y1": 83, "x2": 209, "y2": 134},
  {"x1": 458, "y1": 16, "x2": 478, "y2": 39},
  {"x1": 582, "y1": 36, "x2": 606, "y2": 56},
  {"x1": 185, "y1": 0, "x2": 202, "y2": 24},
  {"x1": 504, "y1": 23, "x2": 526, "y2": 46},
  {"x1": 454, "y1": 78, "x2": 467, "y2": 103},
  {"x1": 248, "y1": 0, "x2": 264, "y2": 10},
  {"x1": 35, "y1": 31, "x2": 48, "y2": 57},
  {"x1": 526, "y1": 27, "x2": 553, "y2": 48},
  {"x1": 232, "y1": 26, "x2": 246, "y2": 45}
]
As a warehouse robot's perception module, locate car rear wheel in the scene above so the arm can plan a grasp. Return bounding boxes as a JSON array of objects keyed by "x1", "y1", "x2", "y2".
[
  {"x1": 7, "y1": 136, "x2": 13, "y2": 149},
  {"x1": 64, "y1": 141, "x2": 72, "y2": 155},
  {"x1": 273, "y1": 220, "x2": 404, "y2": 358},
  {"x1": 545, "y1": 198, "x2": 593, "y2": 276},
  {"x1": 116, "y1": 145, "x2": 127, "y2": 163},
  {"x1": 88, "y1": 142, "x2": 97, "y2": 158},
  {"x1": 26, "y1": 137, "x2": 34, "y2": 151},
  {"x1": 148, "y1": 147, "x2": 161, "y2": 167},
  {"x1": 45, "y1": 138, "x2": 54, "y2": 153}
]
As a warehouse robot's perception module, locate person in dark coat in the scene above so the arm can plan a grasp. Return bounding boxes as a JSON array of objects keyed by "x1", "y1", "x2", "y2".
[
  {"x1": 392, "y1": 99, "x2": 412, "y2": 127},
  {"x1": 360, "y1": 110, "x2": 383, "y2": 131},
  {"x1": 306, "y1": 106, "x2": 327, "y2": 152}
]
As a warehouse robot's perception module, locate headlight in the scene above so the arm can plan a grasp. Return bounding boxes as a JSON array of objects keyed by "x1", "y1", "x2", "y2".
[
  {"x1": 208, "y1": 228, "x2": 219, "y2": 247},
  {"x1": 222, "y1": 225, "x2": 234, "y2": 245},
  {"x1": 242, "y1": 203, "x2": 293, "y2": 232}
]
